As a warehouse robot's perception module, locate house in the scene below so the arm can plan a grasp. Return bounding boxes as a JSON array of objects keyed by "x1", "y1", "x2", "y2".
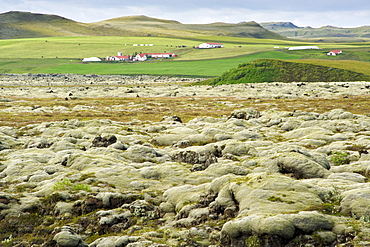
[
  {"x1": 134, "y1": 53, "x2": 147, "y2": 61},
  {"x1": 107, "y1": 55, "x2": 131, "y2": 61},
  {"x1": 82, "y1": 57, "x2": 101, "y2": 62},
  {"x1": 197, "y1": 43, "x2": 224, "y2": 49},
  {"x1": 288, "y1": 46, "x2": 319, "y2": 50},
  {"x1": 144, "y1": 53, "x2": 178, "y2": 59},
  {"x1": 327, "y1": 50, "x2": 342, "y2": 56}
]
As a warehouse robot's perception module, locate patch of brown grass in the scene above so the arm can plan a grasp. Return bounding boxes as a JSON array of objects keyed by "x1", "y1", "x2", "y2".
[{"x1": 1, "y1": 95, "x2": 370, "y2": 128}]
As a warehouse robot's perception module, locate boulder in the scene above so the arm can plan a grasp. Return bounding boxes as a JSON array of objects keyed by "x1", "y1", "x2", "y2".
[
  {"x1": 262, "y1": 151, "x2": 330, "y2": 179},
  {"x1": 230, "y1": 108, "x2": 260, "y2": 120},
  {"x1": 340, "y1": 188, "x2": 370, "y2": 218},
  {"x1": 53, "y1": 226, "x2": 88, "y2": 247}
]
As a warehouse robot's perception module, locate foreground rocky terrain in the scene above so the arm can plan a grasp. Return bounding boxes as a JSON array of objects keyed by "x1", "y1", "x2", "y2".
[{"x1": 1, "y1": 74, "x2": 370, "y2": 246}]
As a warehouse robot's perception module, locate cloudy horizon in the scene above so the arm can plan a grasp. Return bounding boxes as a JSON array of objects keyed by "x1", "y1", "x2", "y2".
[{"x1": 0, "y1": 0, "x2": 369, "y2": 28}]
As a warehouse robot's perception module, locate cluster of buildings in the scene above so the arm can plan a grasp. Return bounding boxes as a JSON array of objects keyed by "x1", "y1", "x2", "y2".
[
  {"x1": 82, "y1": 42, "x2": 225, "y2": 63},
  {"x1": 106, "y1": 52, "x2": 178, "y2": 62},
  {"x1": 282, "y1": 46, "x2": 343, "y2": 56}
]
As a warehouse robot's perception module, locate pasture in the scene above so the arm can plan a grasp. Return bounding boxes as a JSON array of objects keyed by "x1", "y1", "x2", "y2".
[{"x1": 0, "y1": 36, "x2": 369, "y2": 76}]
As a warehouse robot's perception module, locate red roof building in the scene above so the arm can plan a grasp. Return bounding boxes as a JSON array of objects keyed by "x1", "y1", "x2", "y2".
[{"x1": 327, "y1": 50, "x2": 342, "y2": 56}]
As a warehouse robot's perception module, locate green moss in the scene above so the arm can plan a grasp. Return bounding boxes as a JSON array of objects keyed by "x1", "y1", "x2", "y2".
[
  {"x1": 245, "y1": 235, "x2": 262, "y2": 246},
  {"x1": 53, "y1": 178, "x2": 91, "y2": 192},
  {"x1": 329, "y1": 151, "x2": 350, "y2": 166}
]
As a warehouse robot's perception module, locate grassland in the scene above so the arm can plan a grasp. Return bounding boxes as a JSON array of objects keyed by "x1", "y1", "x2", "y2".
[
  {"x1": 2, "y1": 94, "x2": 370, "y2": 128},
  {"x1": 0, "y1": 36, "x2": 369, "y2": 76}
]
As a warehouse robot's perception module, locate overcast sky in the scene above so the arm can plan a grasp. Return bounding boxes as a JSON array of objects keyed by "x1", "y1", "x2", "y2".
[{"x1": 0, "y1": 0, "x2": 369, "y2": 28}]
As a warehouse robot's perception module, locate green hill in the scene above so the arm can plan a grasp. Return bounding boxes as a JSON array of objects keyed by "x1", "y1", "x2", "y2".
[
  {"x1": 205, "y1": 59, "x2": 370, "y2": 84},
  {"x1": 0, "y1": 11, "x2": 127, "y2": 39},
  {"x1": 96, "y1": 16, "x2": 285, "y2": 39},
  {"x1": 0, "y1": 11, "x2": 286, "y2": 40}
]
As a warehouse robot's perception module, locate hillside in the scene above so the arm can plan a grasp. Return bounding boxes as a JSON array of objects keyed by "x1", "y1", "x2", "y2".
[
  {"x1": 0, "y1": 11, "x2": 286, "y2": 40},
  {"x1": 95, "y1": 16, "x2": 285, "y2": 39},
  {"x1": 205, "y1": 59, "x2": 370, "y2": 84},
  {"x1": 261, "y1": 22, "x2": 370, "y2": 41},
  {"x1": 0, "y1": 11, "x2": 127, "y2": 39}
]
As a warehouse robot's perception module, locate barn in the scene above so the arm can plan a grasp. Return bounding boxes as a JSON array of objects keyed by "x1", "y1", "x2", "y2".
[
  {"x1": 197, "y1": 43, "x2": 224, "y2": 49},
  {"x1": 82, "y1": 57, "x2": 101, "y2": 62}
]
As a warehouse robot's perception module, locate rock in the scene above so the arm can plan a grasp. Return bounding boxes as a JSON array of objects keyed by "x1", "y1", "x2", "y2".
[
  {"x1": 161, "y1": 115, "x2": 182, "y2": 123},
  {"x1": 89, "y1": 236, "x2": 141, "y2": 247},
  {"x1": 290, "y1": 211, "x2": 334, "y2": 233},
  {"x1": 340, "y1": 188, "x2": 370, "y2": 218},
  {"x1": 123, "y1": 145, "x2": 165, "y2": 163},
  {"x1": 221, "y1": 211, "x2": 334, "y2": 245},
  {"x1": 91, "y1": 135, "x2": 117, "y2": 147},
  {"x1": 55, "y1": 201, "x2": 74, "y2": 215},
  {"x1": 0, "y1": 132, "x2": 21, "y2": 150},
  {"x1": 262, "y1": 151, "x2": 330, "y2": 179},
  {"x1": 327, "y1": 172, "x2": 366, "y2": 183},
  {"x1": 221, "y1": 141, "x2": 256, "y2": 157},
  {"x1": 230, "y1": 108, "x2": 260, "y2": 120},
  {"x1": 53, "y1": 226, "x2": 88, "y2": 247},
  {"x1": 171, "y1": 150, "x2": 218, "y2": 171}
]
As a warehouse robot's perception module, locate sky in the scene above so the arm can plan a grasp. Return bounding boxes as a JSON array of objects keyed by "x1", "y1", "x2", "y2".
[{"x1": 0, "y1": 0, "x2": 369, "y2": 28}]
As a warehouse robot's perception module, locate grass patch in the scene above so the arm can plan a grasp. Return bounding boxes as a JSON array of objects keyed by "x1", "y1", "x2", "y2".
[
  {"x1": 53, "y1": 178, "x2": 91, "y2": 192},
  {"x1": 329, "y1": 151, "x2": 350, "y2": 166},
  {"x1": 2, "y1": 93, "x2": 370, "y2": 128}
]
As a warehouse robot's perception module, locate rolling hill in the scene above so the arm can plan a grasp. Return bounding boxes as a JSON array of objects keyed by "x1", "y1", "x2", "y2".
[
  {"x1": 261, "y1": 22, "x2": 370, "y2": 42},
  {"x1": 0, "y1": 11, "x2": 286, "y2": 40},
  {"x1": 204, "y1": 59, "x2": 370, "y2": 84},
  {"x1": 0, "y1": 11, "x2": 127, "y2": 39}
]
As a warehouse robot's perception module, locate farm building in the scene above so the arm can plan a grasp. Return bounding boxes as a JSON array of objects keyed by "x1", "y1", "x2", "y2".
[
  {"x1": 134, "y1": 54, "x2": 148, "y2": 61},
  {"x1": 107, "y1": 55, "x2": 132, "y2": 61},
  {"x1": 106, "y1": 52, "x2": 177, "y2": 62},
  {"x1": 288, "y1": 46, "x2": 319, "y2": 50},
  {"x1": 144, "y1": 53, "x2": 178, "y2": 58},
  {"x1": 82, "y1": 57, "x2": 101, "y2": 62},
  {"x1": 197, "y1": 43, "x2": 224, "y2": 49},
  {"x1": 327, "y1": 50, "x2": 342, "y2": 56}
]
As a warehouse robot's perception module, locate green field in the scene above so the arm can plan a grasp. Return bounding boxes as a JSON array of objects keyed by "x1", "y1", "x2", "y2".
[{"x1": 0, "y1": 36, "x2": 369, "y2": 76}]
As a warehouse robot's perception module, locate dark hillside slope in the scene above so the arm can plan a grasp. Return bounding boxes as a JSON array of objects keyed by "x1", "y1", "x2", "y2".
[{"x1": 206, "y1": 59, "x2": 370, "y2": 84}]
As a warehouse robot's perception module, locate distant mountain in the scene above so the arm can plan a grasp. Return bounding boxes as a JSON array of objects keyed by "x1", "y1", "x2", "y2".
[
  {"x1": 0, "y1": 11, "x2": 286, "y2": 40},
  {"x1": 259, "y1": 22, "x2": 300, "y2": 31},
  {"x1": 260, "y1": 22, "x2": 370, "y2": 41}
]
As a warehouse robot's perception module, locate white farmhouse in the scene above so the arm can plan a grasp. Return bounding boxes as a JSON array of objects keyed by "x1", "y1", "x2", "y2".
[
  {"x1": 327, "y1": 50, "x2": 342, "y2": 56},
  {"x1": 197, "y1": 43, "x2": 224, "y2": 49},
  {"x1": 134, "y1": 54, "x2": 147, "y2": 61}
]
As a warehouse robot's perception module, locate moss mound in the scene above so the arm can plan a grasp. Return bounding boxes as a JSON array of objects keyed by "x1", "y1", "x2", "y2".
[{"x1": 206, "y1": 59, "x2": 370, "y2": 85}]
